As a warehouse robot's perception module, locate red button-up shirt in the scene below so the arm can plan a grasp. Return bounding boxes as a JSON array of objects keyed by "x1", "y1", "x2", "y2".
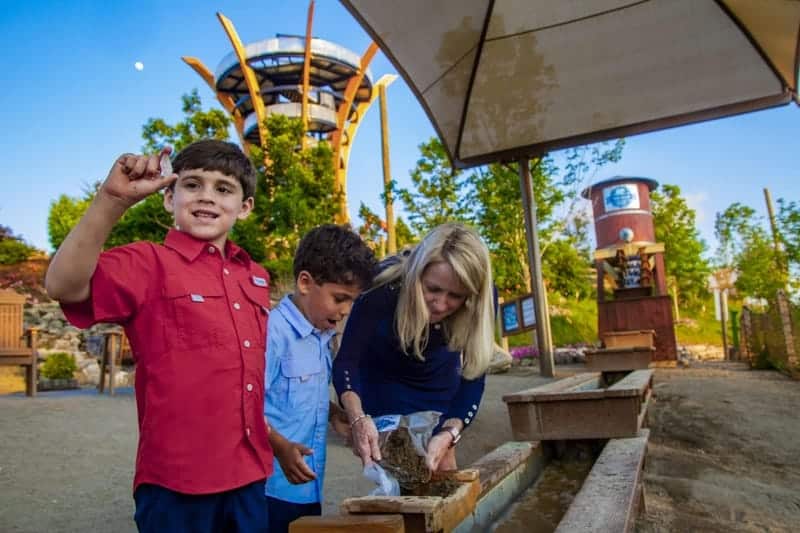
[{"x1": 62, "y1": 229, "x2": 273, "y2": 494}]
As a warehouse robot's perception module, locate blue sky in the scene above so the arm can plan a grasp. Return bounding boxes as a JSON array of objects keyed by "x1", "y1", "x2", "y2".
[{"x1": 2, "y1": 0, "x2": 798, "y2": 254}]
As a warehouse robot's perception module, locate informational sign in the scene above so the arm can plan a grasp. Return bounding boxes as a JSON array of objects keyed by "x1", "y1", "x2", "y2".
[
  {"x1": 603, "y1": 183, "x2": 640, "y2": 212},
  {"x1": 500, "y1": 293, "x2": 537, "y2": 336},
  {"x1": 520, "y1": 296, "x2": 536, "y2": 327},
  {"x1": 501, "y1": 302, "x2": 521, "y2": 334}
]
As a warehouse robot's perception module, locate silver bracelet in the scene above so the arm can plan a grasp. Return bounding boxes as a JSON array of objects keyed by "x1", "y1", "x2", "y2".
[{"x1": 349, "y1": 413, "x2": 370, "y2": 428}]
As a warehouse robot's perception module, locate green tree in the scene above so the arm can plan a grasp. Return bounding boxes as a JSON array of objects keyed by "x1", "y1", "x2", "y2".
[
  {"x1": 0, "y1": 225, "x2": 37, "y2": 265},
  {"x1": 141, "y1": 89, "x2": 231, "y2": 153},
  {"x1": 396, "y1": 138, "x2": 471, "y2": 235},
  {"x1": 777, "y1": 198, "x2": 800, "y2": 268},
  {"x1": 715, "y1": 203, "x2": 788, "y2": 299},
  {"x1": 47, "y1": 194, "x2": 91, "y2": 250},
  {"x1": 650, "y1": 184, "x2": 710, "y2": 308},
  {"x1": 249, "y1": 115, "x2": 341, "y2": 281}
]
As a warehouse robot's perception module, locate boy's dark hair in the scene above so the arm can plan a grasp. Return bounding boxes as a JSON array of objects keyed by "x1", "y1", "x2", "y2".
[
  {"x1": 171, "y1": 139, "x2": 257, "y2": 199},
  {"x1": 294, "y1": 225, "x2": 377, "y2": 289}
]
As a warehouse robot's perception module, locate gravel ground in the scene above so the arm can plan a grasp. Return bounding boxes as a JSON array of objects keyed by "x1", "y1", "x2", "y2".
[{"x1": 1, "y1": 362, "x2": 798, "y2": 532}]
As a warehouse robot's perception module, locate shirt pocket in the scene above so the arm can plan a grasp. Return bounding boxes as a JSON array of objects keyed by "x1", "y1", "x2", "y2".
[
  {"x1": 163, "y1": 276, "x2": 230, "y2": 351},
  {"x1": 275, "y1": 355, "x2": 323, "y2": 412},
  {"x1": 239, "y1": 280, "x2": 270, "y2": 342}
]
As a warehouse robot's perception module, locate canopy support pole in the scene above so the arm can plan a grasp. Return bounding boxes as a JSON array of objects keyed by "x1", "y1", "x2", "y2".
[{"x1": 518, "y1": 158, "x2": 554, "y2": 377}]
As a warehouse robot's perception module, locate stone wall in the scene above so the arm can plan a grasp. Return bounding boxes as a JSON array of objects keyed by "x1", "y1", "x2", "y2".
[{"x1": 24, "y1": 302, "x2": 134, "y2": 387}]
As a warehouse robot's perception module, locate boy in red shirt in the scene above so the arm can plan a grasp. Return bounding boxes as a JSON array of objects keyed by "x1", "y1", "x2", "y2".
[{"x1": 46, "y1": 140, "x2": 273, "y2": 532}]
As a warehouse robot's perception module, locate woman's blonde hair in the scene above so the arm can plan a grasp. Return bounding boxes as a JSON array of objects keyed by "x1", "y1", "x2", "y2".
[{"x1": 374, "y1": 223, "x2": 494, "y2": 379}]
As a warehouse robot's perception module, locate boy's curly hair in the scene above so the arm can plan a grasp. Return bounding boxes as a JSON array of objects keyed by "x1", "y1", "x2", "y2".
[
  {"x1": 294, "y1": 225, "x2": 377, "y2": 289},
  {"x1": 171, "y1": 139, "x2": 257, "y2": 198}
]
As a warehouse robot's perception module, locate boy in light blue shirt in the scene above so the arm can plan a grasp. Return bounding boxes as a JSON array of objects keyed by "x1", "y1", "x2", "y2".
[{"x1": 264, "y1": 224, "x2": 376, "y2": 532}]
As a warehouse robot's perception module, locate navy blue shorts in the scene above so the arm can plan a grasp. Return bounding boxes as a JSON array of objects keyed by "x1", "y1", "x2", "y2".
[
  {"x1": 266, "y1": 496, "x2": 321, "y2": 533},
  {"x1": 134, "y1": 480, "x2": 268, "y2": 533}
]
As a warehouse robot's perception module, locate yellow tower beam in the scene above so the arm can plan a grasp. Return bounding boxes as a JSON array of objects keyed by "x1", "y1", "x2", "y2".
[
  {"x1": 181, "y1": 56, "x2": 249, "y2": 152},
  {"x1": 217, "y1": 12, "x2": 268, "y2": 149},
  {"x1": 331, "y1": 41, "x2": 379, "y2": 223},
  {"x1": 301, "y1": 0, "x2": 315, "y2": 149}
]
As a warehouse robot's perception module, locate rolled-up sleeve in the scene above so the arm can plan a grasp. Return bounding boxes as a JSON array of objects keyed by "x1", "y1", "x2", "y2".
[
  {"x1": 60, "y1": 242, "x2": 155, "y2": 328},
  {"x1": 443, "y1": 373, "x2": 486, "y2": 432}
]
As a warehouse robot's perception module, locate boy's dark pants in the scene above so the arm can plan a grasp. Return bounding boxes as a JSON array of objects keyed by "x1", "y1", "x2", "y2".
[
  {"x1": 134, "y1": 480, "x2": 268, "y2": 533},
  {"x1": 266, "y1": 496, "x2": 321, "y2": 533}
]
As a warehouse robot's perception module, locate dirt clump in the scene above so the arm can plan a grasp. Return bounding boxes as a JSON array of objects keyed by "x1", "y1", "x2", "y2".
[{"x1": 378, "y1": 426, "x2": 431, "y2": 489}]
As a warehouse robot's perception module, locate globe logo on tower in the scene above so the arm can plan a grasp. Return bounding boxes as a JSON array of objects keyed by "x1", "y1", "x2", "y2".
[
  {"x1": 603, "y1": 183, "x2": 640, "y2": 212},
  {"x1": 607, "y1": 186, "x2": 633, "y2": 208}
]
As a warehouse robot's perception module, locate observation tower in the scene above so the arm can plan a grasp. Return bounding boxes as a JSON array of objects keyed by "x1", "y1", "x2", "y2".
[{"x1": 181, "y1": 4, "x2": 395, "y2": 222}]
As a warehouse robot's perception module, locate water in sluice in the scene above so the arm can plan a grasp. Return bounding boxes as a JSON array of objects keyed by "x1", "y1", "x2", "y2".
[{"x1": 491, "y1": 445, "x2": 598, "y2": 533}]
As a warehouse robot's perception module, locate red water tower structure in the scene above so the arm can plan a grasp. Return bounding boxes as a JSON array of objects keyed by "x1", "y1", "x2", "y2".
[{"x1": 582, "y1": 176, "x2": 677, "y2": 362}]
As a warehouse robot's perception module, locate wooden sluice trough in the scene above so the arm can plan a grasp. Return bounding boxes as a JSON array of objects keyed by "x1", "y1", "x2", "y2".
[
  {"x1": 502, "y1": 370, "x2": 653, "y2": 441},
  {"x1": 585, "y1": 346, "x2": 654, "y2": 372},
  {"x1": 291, "y1": 370, "x2": 653, "y2": 532},
  {"x1": 586, "y1": 330, "x2": 656, "y2": 372}
]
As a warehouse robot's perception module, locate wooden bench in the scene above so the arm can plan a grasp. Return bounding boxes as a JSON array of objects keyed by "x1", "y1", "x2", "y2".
[
  {"x1": 88, "y1": 330, "x2": 133, "y2": 395},
  {"x1": 555, "y1": 429, "x2": 650, "y2": 533},
  {"x1": 0, "y1": 289, "x2": 38, "y2": 396}
]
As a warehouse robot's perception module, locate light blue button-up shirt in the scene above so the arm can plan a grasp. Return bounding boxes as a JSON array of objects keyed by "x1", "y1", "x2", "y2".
[{"x1": 264, "y1": 295, "x2": 335, "y2": 504}]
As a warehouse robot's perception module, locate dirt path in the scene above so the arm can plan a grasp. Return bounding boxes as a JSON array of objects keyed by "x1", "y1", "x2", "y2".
[
  {"x1": 638, "y1": 362, "x2": 800, "y2": 533},
  {"x1": 1, "y1": 363, "x2": 798, "y2": 532}
]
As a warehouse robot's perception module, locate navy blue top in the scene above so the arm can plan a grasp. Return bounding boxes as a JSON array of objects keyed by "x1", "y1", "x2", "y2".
[{"x1": 332, "y1": 282, "x2": 485, "y2": 432}]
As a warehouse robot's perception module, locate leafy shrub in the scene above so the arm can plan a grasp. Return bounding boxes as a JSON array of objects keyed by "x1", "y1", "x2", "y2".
[{"x1": 40, "y1": 352, "x2": 77, "y2": 380}]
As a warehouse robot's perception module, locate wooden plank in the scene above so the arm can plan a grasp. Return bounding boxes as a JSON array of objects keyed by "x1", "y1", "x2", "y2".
[
  {"x1": 605, "y1": 370, "x2": 653, "y2": 398},
  {"x1": 342, "y1": 495, "x2": 443, "y2": 515},
  {"x1": 585, "y1": 347, "x2": 655, "y2": 355},
  {"x1": 555, "y1": 429, "x2": 650, "y2": 533},
  {"x1": 468, "y1": 442, "x2": 536, "y2": 495},
  {"x1": 586, "y1": 350, "x2": 651, "y2": 372},
  {"x1": 289, "y1": 514, "x2": 405, "y2": 533},
  {"x1": 502, "y1": 373, "x2": 601, "y2": 403},
  {"x1": 342, "y1": 477, "x2": 480, "y2": 533},
  {"x1": 0, "y1": 356, "x2": 34, "y2": 365},
  {"x1": 428, "y1": 478, "x2": 480, "y2": 532},
  {"x1": 431, "y1": 468, "x2": 479, "y2": 483}
]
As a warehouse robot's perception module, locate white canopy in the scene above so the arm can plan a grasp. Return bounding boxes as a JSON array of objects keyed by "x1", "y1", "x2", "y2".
[{"x1": 342, "y1": 0, "x2": 800, "y2": 168}]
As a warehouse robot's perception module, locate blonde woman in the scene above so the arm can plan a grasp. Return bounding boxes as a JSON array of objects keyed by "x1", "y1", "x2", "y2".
[{"x1": 333, "y1": 223, "x2": 495, "y2": 472}]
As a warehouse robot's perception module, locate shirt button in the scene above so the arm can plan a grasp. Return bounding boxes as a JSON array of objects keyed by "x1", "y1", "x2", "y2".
[
  {"x1": 233, "y1": 302, "x2": 241, "y2": 310},
  {"x1": 245, "y1": 427, "x2": 251, "y2": 436},
  {"x1": 246, "y1": 383, "x2": 253, "y2": 392},
  {"x1": 208, "y1": 246, "x2": 215, "y2": 254},
  {"x1": 223, "y1": 268, "x2": 230, "y2": 275},
  {"x1": 243, "y1": 340, "x2": 251, "y2": 348}
]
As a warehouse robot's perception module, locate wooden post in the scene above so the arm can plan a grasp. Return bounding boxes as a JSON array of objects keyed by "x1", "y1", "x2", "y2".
[
  {"x1": 720, "y1": 290, "x2": 729, "y2": 361},
  {"x1": 776, "y1": 290, "x2": 797, "y2": 368},
  {"x1": 497, "y1": 297, "x2": 509, "y2": 352},
  {"x1": 379, "y1": 83, "x2": 396, "y2": 254},
  {"x1": 300, "y1": 0, "x2": 315, "y2": 149},
  {"x1": 26, "y1": 328, "x2": 39, "y2": 397},
  {"x1": 518, "y1": 159, "x2": 554, "y2": 377},
  {"x1": 764, "y1": 188, "x2": 786, "y2": 280}
]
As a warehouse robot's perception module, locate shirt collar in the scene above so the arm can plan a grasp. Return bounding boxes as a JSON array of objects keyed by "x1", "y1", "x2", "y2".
[
  {"x1": 164, "y1": 228, "x2": 251, "y2": 265},
  {"x1": 277, "y1": 295, "x2": 336, "y2": 342}
]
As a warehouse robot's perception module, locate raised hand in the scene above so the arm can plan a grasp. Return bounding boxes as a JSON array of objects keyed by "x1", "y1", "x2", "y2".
[{"x1": 100, "y1": 148, "x2": 177, "y2": 208}]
